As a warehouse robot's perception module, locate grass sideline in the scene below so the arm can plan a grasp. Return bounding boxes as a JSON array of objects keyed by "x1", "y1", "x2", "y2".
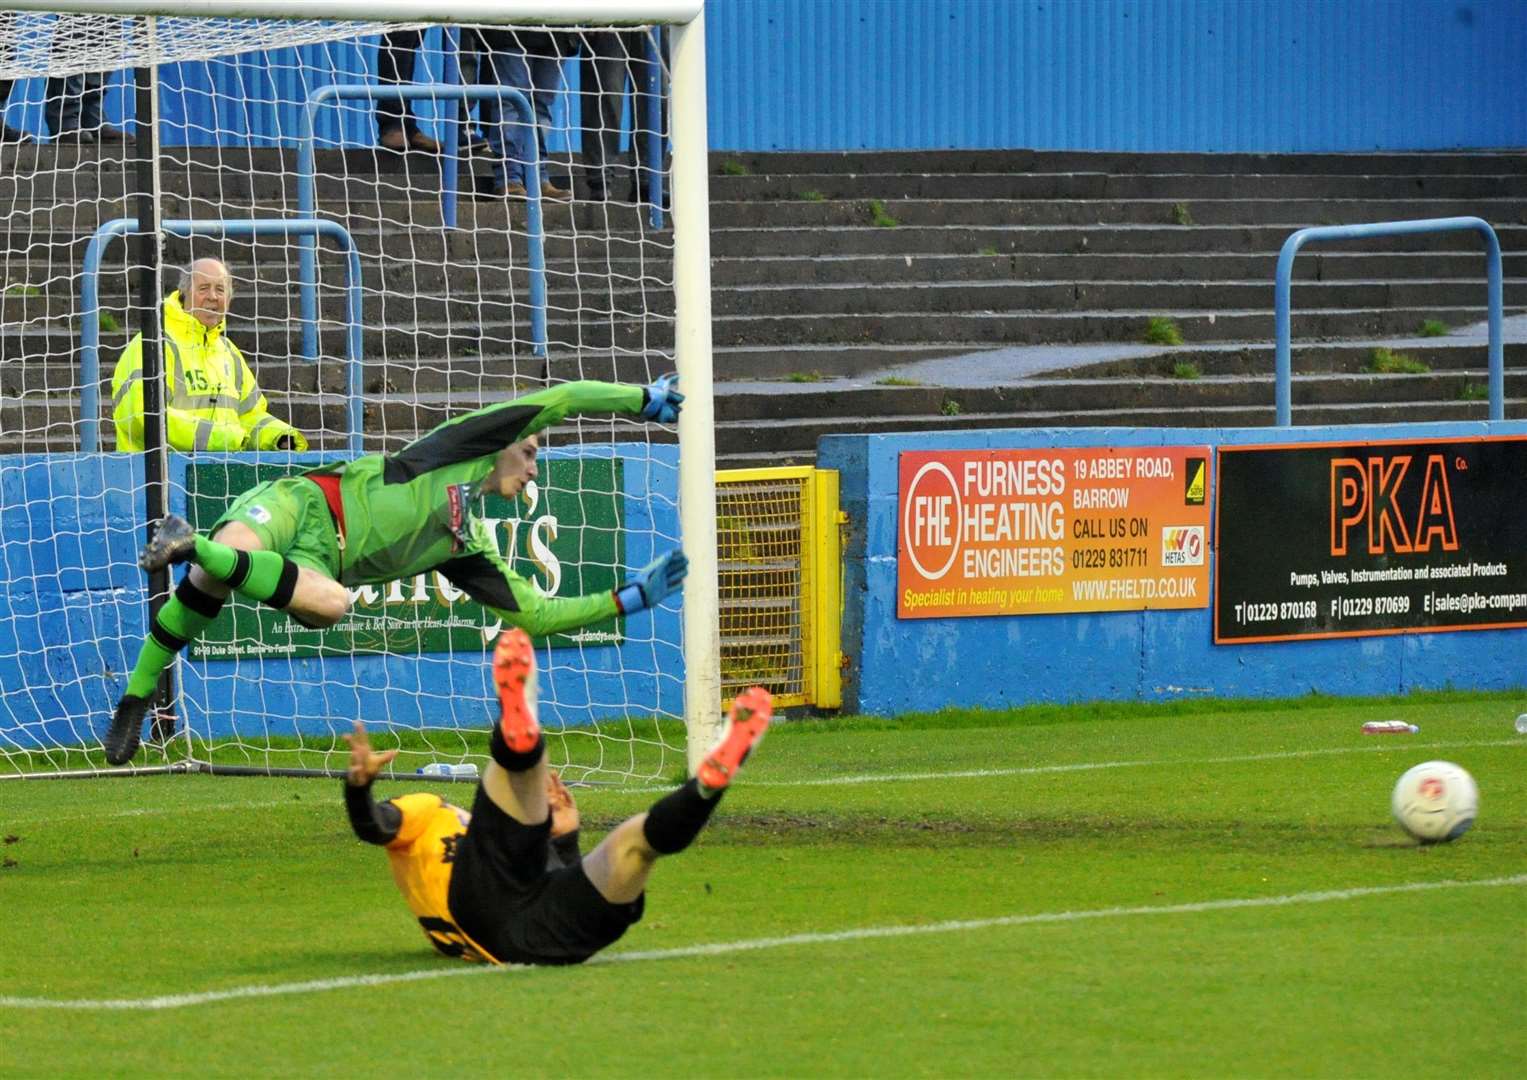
[{"x1": 2, "y1": 691, "x2": 1523, "y2": 1077}]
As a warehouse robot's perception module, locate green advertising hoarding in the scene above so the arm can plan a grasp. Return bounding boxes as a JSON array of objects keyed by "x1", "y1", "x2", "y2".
[{"x1": 185, "y1": 457, "x2": 624, "y2": 659}]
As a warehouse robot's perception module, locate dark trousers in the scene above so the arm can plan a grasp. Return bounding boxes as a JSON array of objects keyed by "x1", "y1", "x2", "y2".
[
  {"x1": 580, "y1": 30, "x2": 665, "y2": 196},
  {"x1": 375, "y1": 27, "x2": 424, "y2": 137},
  {"x1": 44, "y1": 71, "x2": 104, "y2": 135}
]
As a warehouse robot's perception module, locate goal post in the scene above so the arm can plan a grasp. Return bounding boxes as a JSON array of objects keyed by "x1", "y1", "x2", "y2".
[{"x1": 0, "y1": 1, "x2": 720, "y2": 782}]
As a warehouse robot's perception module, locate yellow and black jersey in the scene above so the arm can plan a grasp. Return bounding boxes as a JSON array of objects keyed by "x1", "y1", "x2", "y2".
[{"x1": 345, "y1": 785, "x2": 496, "y2": 962}]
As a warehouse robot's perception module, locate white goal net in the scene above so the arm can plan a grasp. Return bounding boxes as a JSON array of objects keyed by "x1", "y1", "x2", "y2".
[{"x1": 0, "y1": 3, "x2": 718, "y2": 783}]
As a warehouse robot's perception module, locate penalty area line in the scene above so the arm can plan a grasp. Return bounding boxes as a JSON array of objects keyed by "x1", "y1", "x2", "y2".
[{"x1": 3, "y1": 874, "x2": 1524, "y2": 1013}]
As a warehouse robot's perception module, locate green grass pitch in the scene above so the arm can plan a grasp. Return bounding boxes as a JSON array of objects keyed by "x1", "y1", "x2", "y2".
[{"x1": 2, "y1": 691, "x2": 1524, "y2": 1078}]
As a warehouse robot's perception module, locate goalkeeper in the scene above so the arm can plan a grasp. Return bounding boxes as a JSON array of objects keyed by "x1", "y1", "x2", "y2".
[
  {"x1": 343, "y1": 627, "x2": 772, "y2": 965},
  {"x1": 104, "y1": 377, "x2": 687, "y2": 766}
]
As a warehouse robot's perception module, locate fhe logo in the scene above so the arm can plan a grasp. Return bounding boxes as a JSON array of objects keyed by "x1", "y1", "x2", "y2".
[
  {"x1": 902, "y1": 460, "x2": 962, "y2": 580},
  {"x1": 1161, "y1": 525, "x2": 1204, "y2": 566}
]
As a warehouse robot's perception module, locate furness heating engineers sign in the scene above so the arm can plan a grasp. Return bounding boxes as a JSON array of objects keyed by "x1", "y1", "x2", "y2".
[{"x1": 897, "y1": 447, "x2": 1211, "y2": 619}]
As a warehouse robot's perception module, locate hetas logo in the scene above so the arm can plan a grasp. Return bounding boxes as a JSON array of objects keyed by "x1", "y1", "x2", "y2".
[
  {"x1": 1330, "y1": 453, "x2": 1459, "y2": 556},
  {"x1": 1161, "y1": 525, "x2": 1204, "y2": 566}
]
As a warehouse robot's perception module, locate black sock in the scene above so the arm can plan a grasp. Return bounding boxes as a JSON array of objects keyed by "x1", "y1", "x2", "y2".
[
  {"x1": 489, "y1": 724, "x2": 545, "y2": 771},
  {"x1": 641, "y1": 779, "x2": 721, "y2": 855}
]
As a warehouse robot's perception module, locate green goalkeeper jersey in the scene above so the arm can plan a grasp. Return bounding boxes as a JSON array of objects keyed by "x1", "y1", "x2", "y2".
[{"x1": 310, "y1": 380, "x2": 644, "y2": 638}]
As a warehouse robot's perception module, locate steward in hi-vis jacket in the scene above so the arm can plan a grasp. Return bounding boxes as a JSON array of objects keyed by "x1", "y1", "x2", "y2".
[{"x1": 110, "y1": 258, "x2": 308, "y2": 453}]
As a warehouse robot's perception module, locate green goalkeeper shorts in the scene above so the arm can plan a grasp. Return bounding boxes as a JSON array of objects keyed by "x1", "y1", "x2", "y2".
[{"x1": 212, "y1": 477, "x2": 342, "y2": 579}]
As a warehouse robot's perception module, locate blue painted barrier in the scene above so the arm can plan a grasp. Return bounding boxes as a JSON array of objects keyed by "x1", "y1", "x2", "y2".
[
  {"x1": 819, "y1": 420, "x2": 1527, "y2": 717},
  {"x1": 0, "y1": 443, "x2": 681, "y2": 750},
  {"x1": 1275, "y1": 218, "x2": 1505, "y2": 426}
]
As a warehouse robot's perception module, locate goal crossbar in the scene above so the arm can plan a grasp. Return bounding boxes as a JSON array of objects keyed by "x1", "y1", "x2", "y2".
[{"x1": 5, "y1": 1, "x2": 703, "y2": 27}]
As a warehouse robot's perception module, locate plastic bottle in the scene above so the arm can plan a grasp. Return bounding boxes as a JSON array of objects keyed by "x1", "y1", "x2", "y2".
[
  {"x1": 1361, "y1": 720, "x2": 1419, "y2": 735},
  {"x1": 1515, "y1": 713, "x2": 1527, "y2": 735},
  {"x1": 417, "y1": 762, "x2": 480, "y2": 779}
]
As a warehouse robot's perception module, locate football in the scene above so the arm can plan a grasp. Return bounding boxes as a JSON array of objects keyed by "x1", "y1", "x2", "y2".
[{"x1": 1391, "y1": 761, "x2": 1479, "y2": 843}]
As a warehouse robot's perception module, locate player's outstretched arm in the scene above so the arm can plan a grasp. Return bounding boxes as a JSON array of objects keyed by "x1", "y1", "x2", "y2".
[
  {"x1": 342, "y1": 720, "x2": 403, "y2": 846},
  {"x1": 383, "y1": 379, "x2": 673, "y2": 483},
  {"x1": 614, "y1": 548, "x2": 688, "y2": 616},
  {"x1": 437, "y1": 541, "x2": 687, "y2": 639}
]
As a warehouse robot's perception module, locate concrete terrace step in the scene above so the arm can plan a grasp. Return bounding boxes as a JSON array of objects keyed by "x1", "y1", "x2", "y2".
[
  {"x1": 18, "y1": 336, "x2": 1519, "y2": 399},
  {"x1": 13, "y1": 194, "x2": 1527, "y2": 234},
  {"x1": 704, "y1": 197, "x2": 1527, "y2": 230},
  {"x1": 708, "y1": 149, "x2": 1527, "y2": 178},
  {"x1": 15, "y1": 277, "x2": 1520, "y2": 328},
  {"x1": 710, "y1": 398, "x2": 1522, "y2": 458},
  {"x1": 11, "y1": 221, "x2": 1523, "y2": 265},
  {"x1": 704, "y1": 251, "x2": 1527, "y2": 288},
  {"x1": 714, "y1": 371, "x2": 1527, "y2": 422},
  {"x1": 9, "y1": 303, "x2": 1518, "y2": 357},
  {"x1": 708, "y1": 224, "x2": 1527, "y2": 259},
  {"x1": 712, "y1": 172, "x2": 1527, "y2": 202}
]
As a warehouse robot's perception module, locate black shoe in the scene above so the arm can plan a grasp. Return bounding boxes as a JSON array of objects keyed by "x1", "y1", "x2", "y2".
[
  {"x1": 138, "y1": 513, "x2": 197, "y2": 573},
  {"x1": 95, "y1": 126, "x2": 132, "y2": 143},
  {"x1": 0, "y1": 125, "x2": 32, "y2": 145},
  {"x1": 55, "y1": 129, "x2": 96, "y2": 145},
  {"x1": 105, "y1": 694, "x2": 148, "y2": 766}
]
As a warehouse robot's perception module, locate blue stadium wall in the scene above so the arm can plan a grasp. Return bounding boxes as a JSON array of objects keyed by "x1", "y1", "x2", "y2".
[
  {"x1": 0, "y1": 446, "x2": 681, "y2": 752},
  {"x1": 3, "y1": 0, "x2": 1524, "y2": 151},
  {"x1": 818, "y1": 420, "x2": 1527, "y2": 718}
]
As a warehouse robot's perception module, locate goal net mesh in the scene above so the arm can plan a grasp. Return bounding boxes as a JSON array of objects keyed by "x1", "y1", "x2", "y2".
[{"x1": 0, "y1": 10, "x2": 688, "y2": 783}]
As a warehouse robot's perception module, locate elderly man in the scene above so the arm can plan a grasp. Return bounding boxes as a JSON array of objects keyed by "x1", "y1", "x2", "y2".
[{"x1": 110, "y1": 258, "x2": 308, "y2": 453}]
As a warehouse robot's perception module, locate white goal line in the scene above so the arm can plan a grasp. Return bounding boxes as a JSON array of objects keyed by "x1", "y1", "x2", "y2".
[
  {"x1": 3, "y1": 874, "x2": 1524, "y2": 1012},
  {"x1": 605, "y1": 736, "x2": 1527, "y2": 795},
  {"x1": 3, "y1": 737, "x2": 1520, "y2": 826}
]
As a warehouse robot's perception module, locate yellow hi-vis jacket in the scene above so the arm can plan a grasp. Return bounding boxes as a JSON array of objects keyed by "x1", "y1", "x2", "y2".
[{"x1": 110, "y1": 291, "x2": 310, "y2": 453}]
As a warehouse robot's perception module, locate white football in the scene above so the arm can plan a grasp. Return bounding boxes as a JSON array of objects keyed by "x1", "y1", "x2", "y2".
[{"x1": 1391, "y1": 760, "x2": 1478, "y2": 843}]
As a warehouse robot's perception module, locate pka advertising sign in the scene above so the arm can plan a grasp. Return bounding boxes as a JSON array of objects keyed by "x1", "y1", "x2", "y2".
[
  {"x1": 184, "y1": 457, "x2": 624, "y2": 658},
  {"x1": 1215, "y1": 435, "x2": 1527, "y2": 643},
  {"x1": 897, "y1": 446, "x2": 1212, "y2": 619}
]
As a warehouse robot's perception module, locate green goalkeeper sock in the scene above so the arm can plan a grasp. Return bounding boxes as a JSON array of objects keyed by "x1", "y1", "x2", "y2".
[
  {"x1": 124, "y1": 576, "x2": 226, "y2": 699},
  {"x1": 192, "y1": 537, "x2": 300, "y2": 607}
]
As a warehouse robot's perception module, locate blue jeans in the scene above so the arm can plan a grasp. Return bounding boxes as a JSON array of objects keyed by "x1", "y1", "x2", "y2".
[{"x1": 485, "y1": 48, "x2": 563, "y2": 187}]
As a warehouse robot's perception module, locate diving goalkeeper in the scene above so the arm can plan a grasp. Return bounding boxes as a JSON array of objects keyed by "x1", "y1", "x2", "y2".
[
  {"x1": 104, "y1": 377, "x2": 687, "y2": 766},
  {"x1": 343, "y1": 627, "x2": 772, "y2": 965}
]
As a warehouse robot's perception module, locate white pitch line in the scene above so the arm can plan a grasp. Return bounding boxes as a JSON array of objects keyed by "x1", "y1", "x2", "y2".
[
  {"x1": 2, "y1": 874, "x2": 1523, "y2": 1013},
  {"x1": 3, "y1": 738, "x2": 1520, "y2": 822},
  {"x1": 608, "y1": 737, "x2": 1527, "y2": 795}
]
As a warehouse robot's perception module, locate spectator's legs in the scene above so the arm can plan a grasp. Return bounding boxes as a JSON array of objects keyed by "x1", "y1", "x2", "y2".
[
  {"x1": 78, "y1": 70, "x2": 104, "y2": 130},
  {"x1": 628, "y1": 29, "x2": 668, "y2": 202},
  {"x1": 44, "y1": 73, "x2": 83, "y2": 137},
  {"x1": 0, "y1": 79, "x2": 27, "y2": 143},
  {"x1": 527, "y1": 50, "x2": 567, "y2": 192},
  {"x1": 375, "y1": 28, "x2": 441, "y2": 152},
  {"x1": 374, "y1": 27, "x2": 422, "y2": 142},
  {"x1": 485, "y1": 44, "x2": 534, "y2": 189},
  {"x1": 581, "y1": 31, "x2": 631, "y2": 199}
]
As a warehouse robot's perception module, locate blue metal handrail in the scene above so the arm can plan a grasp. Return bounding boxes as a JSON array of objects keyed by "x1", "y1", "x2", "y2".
[
  {"x1": 297, "y1": 83, "x2": 548, "y2": 364},
  {"x1": 81, "y1": 217, "x2": 366, "y2": 455},
  {"x1": 1275, "y1": 217, "x2": 1504, "y2": 425}
]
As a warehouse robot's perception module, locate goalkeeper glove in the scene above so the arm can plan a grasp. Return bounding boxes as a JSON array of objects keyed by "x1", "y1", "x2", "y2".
[
  {"x1": 640, "y1": 374, "x2": 684, "y2": 424},
  {"x1": 615, "y1": 548, "x2": 689, "y2": 614}
]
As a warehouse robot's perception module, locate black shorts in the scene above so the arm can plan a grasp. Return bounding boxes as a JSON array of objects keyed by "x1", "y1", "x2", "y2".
[{"x1": 447, "y1": 783, "x2": 644, "y2": 966}]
